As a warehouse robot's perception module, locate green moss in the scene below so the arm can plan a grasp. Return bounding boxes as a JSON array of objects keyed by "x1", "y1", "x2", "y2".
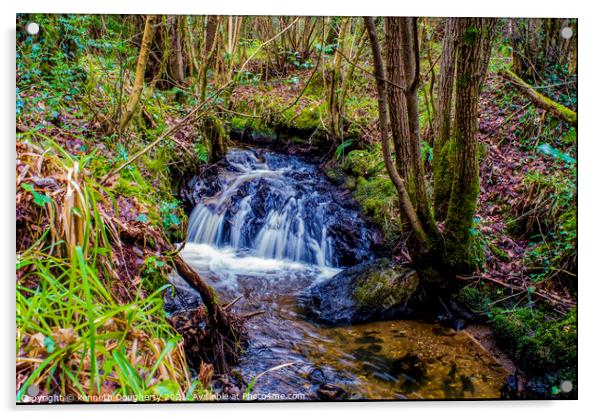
[
  {"x1": 353, "y1": 262, "x2": 419, "y2": 310},
  {"x1": 342, "y1": 149, "x2": 383, "y2": 177},
  {"x1": 353, "y1": 175, "x2": 401, "y2": 244},
  {"x1": 490, "y1": 307, "x2": 576, "y2": 381},
  {"x1": 488, "y1": 242, "x2": 510, "y2": 262}
]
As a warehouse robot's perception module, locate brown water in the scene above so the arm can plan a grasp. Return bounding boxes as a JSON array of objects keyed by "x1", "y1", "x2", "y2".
[{"x1": 177, "y1": 243, "x2": 510, "y2": 401}]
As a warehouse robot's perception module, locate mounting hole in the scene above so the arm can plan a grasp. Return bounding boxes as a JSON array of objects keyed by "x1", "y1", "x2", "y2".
[
  {"x1": 560, "y1": 27, "x2": 573, "y2": 40},
  {"x1": 25, "y1": 22, "x2": 40, "y2": 35},
  {"x1": 560, "y1": 380, "x2": 573, "y2": 393}
]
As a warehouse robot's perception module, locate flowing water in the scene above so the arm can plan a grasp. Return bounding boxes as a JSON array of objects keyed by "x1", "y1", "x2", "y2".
[{"x1": 173, "y1": 147, "x2": 509, "y2": 400}]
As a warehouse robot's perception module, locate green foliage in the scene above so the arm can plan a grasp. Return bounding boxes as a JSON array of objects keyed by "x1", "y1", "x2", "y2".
[
  {"x1": 141, "y1": 255, "x2": 168, "y2": 292},
  {"x1": 536, "y1": 143, "x2": 575, "y2": 164},
  {"x1": 195, "y1": 142, "x2": 209, "y2": 164},
  {"x1": 21, "y1": 183, "x2": 51, "y2": 207},
  {"x1": 490, "y1": 307, "x2": 577, "y2": 380},
  {"x1": 335, "y1": 139, "x2": 355, "y2": 161},
  {"x1": 160, "y1": 201, "x2": 182, "y2": 232},
  {"x1": 17, "y1": 242, "x2": 194, "y2": 400}
]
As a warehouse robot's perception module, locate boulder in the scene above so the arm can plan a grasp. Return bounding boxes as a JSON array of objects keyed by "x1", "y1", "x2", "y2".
[{"x1": 300, "y1": 258, "x2": 420, "y2": 325}]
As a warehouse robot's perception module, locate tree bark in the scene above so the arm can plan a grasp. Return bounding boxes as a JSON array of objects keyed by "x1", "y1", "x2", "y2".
[
  {"x1": 398, "y1": 18, "x2": 435, "y2": 234},
  {"x1": 119, "y1": 15, "x2": 156, "y2": 132},
  {"x1": 433, "y1": 18, "x2": 459, "y2": 219},
  {"x1": 200, "y1": 15, "x2": 219, "y2": 101},
  {"x1": 364, "y1": 17, "x2": 428, "y2": 247},
  {"x1": 385, "y1": 17, "x2": 412, "y2": 181},
  {"x1": 444, "y1": 18, "x2": 497, "y2": 270}
]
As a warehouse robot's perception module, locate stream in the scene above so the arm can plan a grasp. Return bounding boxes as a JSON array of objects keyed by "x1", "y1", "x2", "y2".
[{"x1": 170, "y1": 147, "x2": 509, "y2": 400}]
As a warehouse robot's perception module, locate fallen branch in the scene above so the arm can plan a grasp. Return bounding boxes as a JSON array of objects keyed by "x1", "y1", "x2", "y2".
[
  {"x1": 456, "y1": 274, "x2": 576, "y2": 310},
  {"x1": 498, "y1": 69, "x2": 577, "y2": 126}
]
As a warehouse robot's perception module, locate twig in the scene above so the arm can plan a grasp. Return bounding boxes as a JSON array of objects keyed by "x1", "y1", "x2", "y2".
[
  {"x1": 223, "y1": 296, "x2": 242, "y2": 311},
  {"x1": 241, "y1": 310, "x2": 265, "y2": 319},
  {"x1": 456, "y1": 274, "x2": 576, "y2": 309}
]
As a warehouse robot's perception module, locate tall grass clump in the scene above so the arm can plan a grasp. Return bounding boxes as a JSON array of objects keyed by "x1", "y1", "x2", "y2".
[{"x1": 16, "y1": 136, "x2": 207, "y2": 402}]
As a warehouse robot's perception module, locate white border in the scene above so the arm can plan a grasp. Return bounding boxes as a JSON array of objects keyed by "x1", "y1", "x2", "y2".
[{"x1": 3, "y1": 1, "x2": 599, "y2": 418}]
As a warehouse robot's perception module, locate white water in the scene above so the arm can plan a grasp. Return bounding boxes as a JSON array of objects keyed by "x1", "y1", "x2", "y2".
[
  {"x1": 186, "y1": 149, "x2": 336, "y2": 267},
  {"x1": 180, "y1": 242, "x2": 340, "y2": 286}
]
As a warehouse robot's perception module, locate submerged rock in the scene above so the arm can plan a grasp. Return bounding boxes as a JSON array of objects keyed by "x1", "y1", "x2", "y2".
[{"x1": 300, "y1": 258, "x2": 420, "y2": 325}]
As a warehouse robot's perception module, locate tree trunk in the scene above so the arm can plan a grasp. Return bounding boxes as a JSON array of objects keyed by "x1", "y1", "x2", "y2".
[
  {"x1": 433, "y1": 18, "x2": 459, "y2": 219},
  {"x1": 399, "y1": 18, "x2": 435, "y2": 233},
  {"x1": 384, "y1": 17, "x2": 412, "y2": 181},
  {"x1": 444, "y1": 18, "x2": 496, "y2": 271},
  {"x1": 119, "y1": 15, "x2": 156, "y2": 132},
  {"x1": 200, "y1": 15, "x2": 219, "y2": 101},
  {"x1": 364, "y1": 17, "x2": 428, "y2": 248}
]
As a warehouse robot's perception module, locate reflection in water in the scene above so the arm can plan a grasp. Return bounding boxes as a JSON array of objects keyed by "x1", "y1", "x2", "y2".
[{"x1": 178, "y1": 148, "x2": 508, "y2": 400}]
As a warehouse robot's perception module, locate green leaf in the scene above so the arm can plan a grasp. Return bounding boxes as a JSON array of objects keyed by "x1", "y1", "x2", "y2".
[
  {"x1": 21, "y1": 183, "x2": 52, "y2": 207},
  {"x1": 135, "y1": 214, "x2": 149, "y2": 223},
  {"x1": 150, "y1": 380, "x2": 180, "y2": 398},
  {"x1": 43, "y1": 336, "x2": 56, "y2": 353}
]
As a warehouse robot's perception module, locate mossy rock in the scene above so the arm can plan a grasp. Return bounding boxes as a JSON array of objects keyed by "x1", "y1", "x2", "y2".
[
  {"x1": 342, "y1": 149, "x2": 383, "y2": 177},
  {"x1": 299, "y1": 258, "x2": 420, "y2": 325}
]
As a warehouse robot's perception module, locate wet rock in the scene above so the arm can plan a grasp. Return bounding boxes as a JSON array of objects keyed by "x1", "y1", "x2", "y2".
[
  {"x1": 307, "y1": 367, "x2": 326, "y2": 385},
  {"x1": 390, "y1": 353, "x2": 427, "y2": 382},
  {"x1": 164, "y1": 274, "x2": 203, "y2": 313},
  {"x1": 300, "y1": 258, "x2": 420, "y2": 324}
]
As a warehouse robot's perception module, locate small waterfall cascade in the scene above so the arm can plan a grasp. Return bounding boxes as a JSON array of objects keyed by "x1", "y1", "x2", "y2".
[{"x1": 186, "y1": 149, "x2": 338, "y2": 266}]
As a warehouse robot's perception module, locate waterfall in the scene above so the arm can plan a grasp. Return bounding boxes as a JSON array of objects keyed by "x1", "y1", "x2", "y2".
[{"x1": 186, "y1": 149, "x2": 336, "y2": 266}]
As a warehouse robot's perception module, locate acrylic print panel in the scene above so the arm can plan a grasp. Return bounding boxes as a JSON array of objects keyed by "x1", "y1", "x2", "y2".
[{"x1": 15, "y1": 14, "x2": 577, "y2": 403}]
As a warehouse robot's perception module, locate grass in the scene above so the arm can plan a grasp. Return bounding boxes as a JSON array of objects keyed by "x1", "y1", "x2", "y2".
[{"x1": 16, "y1": 134, "x2": 205, "y2": 401}]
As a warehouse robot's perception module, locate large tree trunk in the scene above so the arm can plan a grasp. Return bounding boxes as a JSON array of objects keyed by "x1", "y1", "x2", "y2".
[
  {"x1": 119, "y1": 15, "x2": 156, "y2": 132},
  {"x1": 384, "y1": 17, "x2": 412, "y2": 181},
  {"x1": 433, "y1": 18, "x2": 459, "y2": 219},
  {"x1": 444, "y1": 18, "x2": 497, "y2": 271},
  {"x1": 384, "y1": 17, "x2": 436, "y2": 238}
]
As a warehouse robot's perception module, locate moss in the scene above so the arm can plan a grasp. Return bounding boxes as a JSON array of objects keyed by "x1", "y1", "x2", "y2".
[
  {"x1": 455, "y1": 286, "x2": 490, "y2": 312},
  {"x1": 488, "y1": 242, "x2": 510, "y2": 261},
  {"x1": 344, "y1": 176, "x2": 357, "y2": 191},
  {"x1": 342, "y1": 149, "x2": 383, "y2": 177},
  {"x1": 353, "y1": 175, "x2": 401, "y2": 244},
  {"x1": 491, "y1": 308, "x2": 576, "y2": 380},
  {"x1": 353, "y1": 262, "x2": 419, "y2": 310}
]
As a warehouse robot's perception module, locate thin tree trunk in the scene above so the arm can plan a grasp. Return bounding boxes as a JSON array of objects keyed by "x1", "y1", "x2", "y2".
[
  {"x1": 200, "y1": 15, "x2": 219, "y2": 101},
  {"x1": 394, "y1": 17, "x2": 435, "y2": 235},
  {"x1": 364, "y1": 17, "x2": 428, "y2": 247},
  {"x1": 119, "y1": 15, "x2": 156, "y2": 132}
]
